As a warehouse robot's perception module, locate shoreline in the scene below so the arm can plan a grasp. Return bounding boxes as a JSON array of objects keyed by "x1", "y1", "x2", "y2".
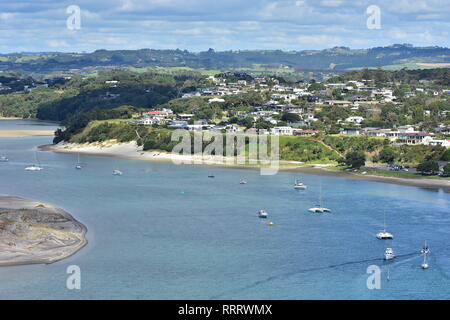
[
  {"x1": 0, "y1": 195, "x2": 87, "y2": 267},
  {"x1": 41, "y1": 141, "x2": 450, "y2": 191},
  {"x1": 0, "y1": 117, "x2": 23, "y2": 120}
]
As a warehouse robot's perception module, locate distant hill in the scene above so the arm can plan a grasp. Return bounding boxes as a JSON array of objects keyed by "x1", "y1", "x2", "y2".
[{"x1": 0, "y1": 44, "x2": 449, "y2": 74}]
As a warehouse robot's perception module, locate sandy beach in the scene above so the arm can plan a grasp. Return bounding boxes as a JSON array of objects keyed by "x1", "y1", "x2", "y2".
[
  {"x1": 0, "y1": 129, "x2": 55, "y2": 137},
  {"x1": 41, "y1": 141, "x2": 450, "y2": 191},
  {"x1": 0, "y1": 196, "x2": 87, "y2": 267},
  {"x1": 0, "y1": 117, "x2": 23, "y2": 120}
]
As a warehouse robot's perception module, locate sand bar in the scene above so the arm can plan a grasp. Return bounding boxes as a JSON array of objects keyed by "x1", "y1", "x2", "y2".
[
  {"x1": 0, "y1": 130, "x2": 55, "y2": 137},
  {"x1": 0, "y1": 196, "x2": 87, "y2": 266}
]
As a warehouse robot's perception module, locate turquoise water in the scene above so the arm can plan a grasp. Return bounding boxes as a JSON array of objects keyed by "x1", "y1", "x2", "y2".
[{"x1": 0, "y1": 120, "x2": 449, "y2": 299}]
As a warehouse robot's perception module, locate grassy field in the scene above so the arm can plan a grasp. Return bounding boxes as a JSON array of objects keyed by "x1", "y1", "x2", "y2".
[
  {"x1": 348, "y1": 62, "x2": 450, "y2": 71},
  {"x1": 126, "y1": 66, "x2": 221, "y2": 76}
]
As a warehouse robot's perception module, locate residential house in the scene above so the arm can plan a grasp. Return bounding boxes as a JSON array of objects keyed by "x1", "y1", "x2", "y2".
[
  {"x1": 270, "y1": 126, "x2": 294, "y2": 136},
  {"x1": 293, "y1": 130, "x2": 321, "y2": 136},
  {"x1": 397, "y1": 132, "x2": 435, "y2": 145},
  {"x1": 345, "y1": 116, "x2": 364, "y2": 124}
]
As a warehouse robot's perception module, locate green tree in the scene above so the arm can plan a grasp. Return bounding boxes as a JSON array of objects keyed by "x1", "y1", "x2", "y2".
[
  {"x1": 416, "y1": 160, "x2": 439, "y2": 175},
  {"x1": 443, "y1": 163, "x2": 450, "y2": 175},
  {"x1": 281, "y1": 113, "x2": 300, "y2": 123},
  {"x1": 441, "y1": 149, "x2": 450, "y2": 161},
  {"x1": 379, "y1": 146, "x2": 397, "y2": 163},
  {"x1": 345, "y1": 151, "x2": 365, "y2": 169}
]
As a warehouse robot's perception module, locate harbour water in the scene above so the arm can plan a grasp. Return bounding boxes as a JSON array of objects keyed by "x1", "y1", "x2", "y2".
[{"x1": 0, "y1": 120, "x2": 449, "y2": 299}]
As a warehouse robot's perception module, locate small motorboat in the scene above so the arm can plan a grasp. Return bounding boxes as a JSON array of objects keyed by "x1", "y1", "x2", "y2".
[
  {"x1": 0, "y1": 156, "x2": 8, "y2": 162},
  {"x1": 294, "y1": 179, "x2": 307, "y2": 190},
  {"x1": 208, "y1": 174, "x2": 215, "y2": 178},
  {"x1": 112, "y1": 169, "x2": 123, "y2": 176},
  {"x1": 384, "y1": 248, "x2": 395, "y2": 261},
  {"x1": 258, "y1": 210, "x2": 268, "y2": 219}
]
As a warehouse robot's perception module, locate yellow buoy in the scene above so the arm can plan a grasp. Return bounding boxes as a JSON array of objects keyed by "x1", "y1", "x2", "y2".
[{"x1": 268, "y1": 222, "x2": 274, "y2": 227}]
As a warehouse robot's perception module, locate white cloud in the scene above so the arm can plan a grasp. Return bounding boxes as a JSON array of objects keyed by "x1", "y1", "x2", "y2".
[
  {"x1": 47, "y1": 40, "x2": 70, "y2": 48},
  {"x1": 320, "y1": 0, "x2": 344, "y2": 7}
]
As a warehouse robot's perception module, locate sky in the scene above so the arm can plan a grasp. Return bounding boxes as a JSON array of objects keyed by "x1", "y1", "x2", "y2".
[{"x1": 0, "y1": 0, "x2": 449, "y2": 53}]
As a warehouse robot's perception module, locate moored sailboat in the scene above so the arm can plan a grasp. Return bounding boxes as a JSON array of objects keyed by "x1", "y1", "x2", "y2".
[
  {"x1": 376, "y1": 211, "x2": 394, "y2": 240},
  {"x1": 25, "y1": 152, "x2": 43, "y2": 171},
  {"x1": 308, "y1": 182, "x2": 331, "y2": 213}
]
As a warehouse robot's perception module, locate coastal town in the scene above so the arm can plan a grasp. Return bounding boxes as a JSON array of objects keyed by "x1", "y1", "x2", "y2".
[
  {"x1": 131, "y1": 72, "x2": 449, "y2": 146},
  {"x1": 101, "y1": 70, "x2": 450, "y2": 177}
]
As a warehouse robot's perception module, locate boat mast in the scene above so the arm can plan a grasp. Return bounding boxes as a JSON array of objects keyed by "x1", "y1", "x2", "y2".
[
  {"x1": 320, "y1": 181, "x2": 323, "y2": 207},
  {"x1": 35, "y1": 151, "x2": 41, "y2": 166}
]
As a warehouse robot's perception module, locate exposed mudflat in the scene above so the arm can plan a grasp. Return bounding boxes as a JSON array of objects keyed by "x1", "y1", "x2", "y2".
[{"x1": 0, "y1": 196, "x2": 87, "y2": 266}]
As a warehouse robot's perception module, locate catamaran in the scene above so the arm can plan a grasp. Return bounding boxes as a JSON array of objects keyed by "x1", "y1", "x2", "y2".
[
  {"x1": 376, "y1": 211, "x2": 394, "y2": 240},
  {"x1": 294, "y1": 179, "x2": 307, "y2": 190},
  {"x1": 25, "y1": 152, "x2": 43, "y2": 171},
  {"x1": 384, "y1": 248, "x2": 395, "y2": 260},
  {"x1": 308, "y1": 183, "x2": 331, "y2": 213},
  {"x1": 258, "y1": 210, "x2": 268, "y2": 219}
]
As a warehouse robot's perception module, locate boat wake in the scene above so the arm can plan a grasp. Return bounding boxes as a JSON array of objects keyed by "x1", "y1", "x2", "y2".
[{"x1": 210, "y1": 251, "x2": 420, "y2": 299}]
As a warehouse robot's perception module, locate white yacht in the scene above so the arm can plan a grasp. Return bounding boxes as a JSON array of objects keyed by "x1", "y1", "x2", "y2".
[
  {"x1": 376, "y1": 212, "x2": 393, "y2": 240},
  {"x1": 384, "y1": 248, "x2": 395, "y2": 260},
  {"x1": 0, "y1": 155, "x2": 8, "y2": 162},
  {"x1": 112, "y1": 169, "x2": 123, "y2": 176},
  {"x1": 308, "y1": 206, "x2": 331, "y2": 213},
  {"x1": 25, "y1": 152, "x2": 43, "y2": 171},
  {"x1": 258, "y1": 210, "x2": 268, "y2": 219},
  {"x1": 294, "y1": 179, "x2": 307, "y2": 190},
  {"x1": 25, "y1": 164, "x2": 43, "y2": 171},
  {"x1": 308, "y1": 183, "x2": 331, "y2": 213},
  {"x1": 240, "y1": 178, "x2": 247, "y2": 184}
]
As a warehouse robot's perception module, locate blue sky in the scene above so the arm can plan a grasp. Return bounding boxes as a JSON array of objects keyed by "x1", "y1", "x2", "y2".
[{"x1": 0, "y1": 0, "x2": 449, "y2": 53}]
